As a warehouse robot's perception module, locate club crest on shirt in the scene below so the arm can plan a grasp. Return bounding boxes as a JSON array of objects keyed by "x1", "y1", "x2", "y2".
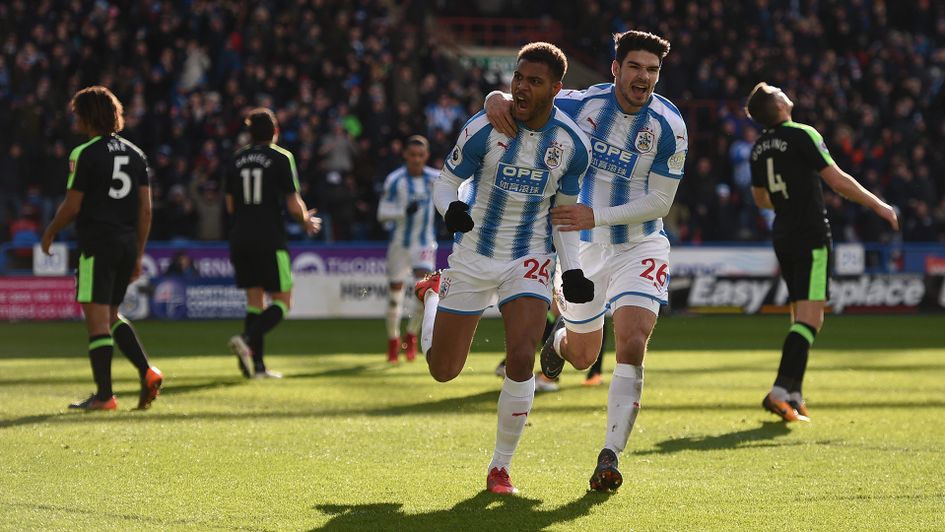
[
  {"x1": 544, "y1": 143, "x2": 564, "y2": 169},
  {"x1": 634, "y1": 129, "x2": 655, "y2": 153},
  {"x1": 449, "y1": 146, "x2": 462, "y2": 168}
]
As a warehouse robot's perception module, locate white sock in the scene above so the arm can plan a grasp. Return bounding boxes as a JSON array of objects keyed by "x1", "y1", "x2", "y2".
[
  {"x1": 604, "y1": 363, "x2": 643, "y2": 454},
  {"x1": 788, "y1": 391, "x2": 803, "y2": 403},
  {"x1": 552, "y1": 327, "x2": 566, "y2": 358},
  {"x1": 405, "y1": 281, "x2": 422, "y2": 336},
  {"x1": 488, "y1": 376, "x2": 536, "y2": 472},
  {"x1": 420, "y1": 291, "x2": 439, "y2": 354},
  {"x1": 770, "y1": 386, "x2": 789, "y2": 402},
  {"x1": 386, "y1": 287, "x2": 404, "y2": 340}
]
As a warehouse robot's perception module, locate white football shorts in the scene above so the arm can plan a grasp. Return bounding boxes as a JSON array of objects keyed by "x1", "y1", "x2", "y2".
[
  {"x1": 438, "y1": 246, "x2": 556, "y2": 314},
  {"x1": 555, "y1": 232, "x2": 670, "y2": 333},
  {"x1": 386, "y1": 243, "x2": 437, "y2": 283}
]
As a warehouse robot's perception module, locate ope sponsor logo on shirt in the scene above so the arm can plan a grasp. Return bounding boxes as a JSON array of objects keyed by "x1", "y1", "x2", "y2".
[
  {"x1": 494, "y1": 163, "x2": 549, "y2": 196},
  {"x1": 590, "y1": 136, "x2": 639, "y2": 178}
]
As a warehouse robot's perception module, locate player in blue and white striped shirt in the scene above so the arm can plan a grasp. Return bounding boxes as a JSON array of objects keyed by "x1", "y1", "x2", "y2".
[
  {"x1": 376, "y1": 136, "x2": 439, "y2": 363},
  {"x1": 486, "y1": 30, "x2": 688, "y2": 492},
  {"x1": 413, "y1": 42, "x2": 594, "y2": 495}
]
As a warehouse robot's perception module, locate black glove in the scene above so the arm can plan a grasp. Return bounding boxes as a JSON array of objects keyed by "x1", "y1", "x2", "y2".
[
  {"x1": 561, "y1": 269, "x2": 594, "y2": 303},
  {"x1": 444, "y1": 200, "x2": 474, "y2": 233},
  {"x1": 406, "y1": 202, "x2": 419, "y2": 215}
]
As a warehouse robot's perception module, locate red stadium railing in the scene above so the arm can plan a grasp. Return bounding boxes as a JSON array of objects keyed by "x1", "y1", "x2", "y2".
[{"x1": 433, "y1": 17, "x2": 563, "y2": 48}]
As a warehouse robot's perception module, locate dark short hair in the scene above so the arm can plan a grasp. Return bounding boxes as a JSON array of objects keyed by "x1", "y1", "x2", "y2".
[
  {"x1": 70, "y1": 86, "x2": 124, "y2": 135},
  {"x1": 614, "y1": 30, "x2": 671, "y2": 64},
  {"x1": 405, "y1": 135, "x2": 429, "y2": 150},
  {"x1": 745, "y1": 82, "x2": 781, "y2": 128},
  {"x1": 517, "y1": 42, "x2": 568, "y2": 82},
  {"x1": 245, "y1": 107, "x2": 277, "y2": 143}
]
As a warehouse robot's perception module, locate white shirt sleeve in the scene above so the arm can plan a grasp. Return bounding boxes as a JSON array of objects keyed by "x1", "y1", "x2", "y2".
[
  {"x1": 376, "y1": 176, "x2": 406, "y2": 222},
  {"x1": 553, "y1": 192, "x2": 582, "y2": 272},
  {"x1": 433, "y1": 168, "x2": 465, "y2": 216},
  {"x1": 592, "y1": 172, "x2": 681, "y2": 227}
]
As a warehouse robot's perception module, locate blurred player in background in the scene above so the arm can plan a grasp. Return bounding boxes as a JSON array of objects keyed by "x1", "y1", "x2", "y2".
[
  {"x1": 376, "y1": 135, "x2": 439, "y2": 363},
  {"x1": 226, "y1": 108, "x2": 320, "y2": 379},
  {"x1": 414, "y1": 42, "x2": 594, "y2": 494},
  {"x1": 745, "y1": 82, "x2": 899, "y2": 422},
  {"x1": 41, "y1": 86, "x2": 163, "y2": 410},
  {"x1": 485, "y1": 29, "x2": 687, "y2": 492}
]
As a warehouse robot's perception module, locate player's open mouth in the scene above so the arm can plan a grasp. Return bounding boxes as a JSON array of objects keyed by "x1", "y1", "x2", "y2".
[
  {"x1": 513, "y1": 95, "x2": 529, "y2": 110},
  {"x1": 630, "y1": 84, "x2": 648, "y2": 98}
]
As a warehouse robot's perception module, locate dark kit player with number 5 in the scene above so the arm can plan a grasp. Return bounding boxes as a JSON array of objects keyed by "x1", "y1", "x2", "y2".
[{"x1": 42, "y1": 86, "x2": 163, "y2": 411}]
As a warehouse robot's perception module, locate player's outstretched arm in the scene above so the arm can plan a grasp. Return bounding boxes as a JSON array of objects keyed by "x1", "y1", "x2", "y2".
[
  {"x1": 820, "y1": 165, "x2": 900, "y2": 231},
  {"x1": 286, "y1": 192, "x2": 321, "y2": 235},
  {"x1": 552, "y1": 173, "x2": 680, "y2": 230},
  {"x1": 484, "y1": 90, "x2": 516, "y2": 138},
  {"x1": 41, "y1": 189, "x2": 83, "y2": 255}
]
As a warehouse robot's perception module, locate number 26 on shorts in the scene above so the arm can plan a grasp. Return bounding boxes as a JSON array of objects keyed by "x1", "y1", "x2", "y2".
[
  {"x1": 523, "y1": 258, "x2": 552, "y2": 285},
  {"x1": 640, "y1": 258, "x2": 668, "y2": 289}
]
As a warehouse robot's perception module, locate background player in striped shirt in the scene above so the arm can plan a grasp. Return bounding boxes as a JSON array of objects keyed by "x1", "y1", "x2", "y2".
[
  {"x1": 376, "y1": 135, "x2": 439, "y2": 363},
  {"x1": 41, "y1": 86, "x2": 163, "y2": 410},
  {"x1": 486, "y1": 30, "x2": 688, "y2": 492},
  {"x1": 414, "y1": 42, "x2": 594, "y2": 494}
]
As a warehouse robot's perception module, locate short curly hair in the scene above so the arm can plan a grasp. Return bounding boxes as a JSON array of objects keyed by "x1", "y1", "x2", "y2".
[{"x1": 517, "y1": 42, "x2": 568, "y2": 82}]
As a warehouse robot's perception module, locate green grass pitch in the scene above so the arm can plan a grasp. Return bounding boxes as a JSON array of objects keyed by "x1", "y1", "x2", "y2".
[{"x1": 1, "y1": 315, "x2": 944, "y2": 530}]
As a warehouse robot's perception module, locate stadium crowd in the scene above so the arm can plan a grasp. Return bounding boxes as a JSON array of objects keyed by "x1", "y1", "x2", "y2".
[{"x1": 1, "y1": 0, "x2": 943, "y2": 252}]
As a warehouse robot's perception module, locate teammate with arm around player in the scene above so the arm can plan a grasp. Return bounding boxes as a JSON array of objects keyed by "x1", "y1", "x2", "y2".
[{"x1": 485, "y1": 30, "x2": 687, "y2": 491}]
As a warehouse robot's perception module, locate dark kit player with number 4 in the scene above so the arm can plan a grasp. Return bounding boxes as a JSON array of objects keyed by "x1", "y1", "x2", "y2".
[
  {"x1": 42, "y1": 86, "x2": 163, "y2": 411},
  {"x1": 746, "y1": 82, "x2": 899, "y2": 422}
]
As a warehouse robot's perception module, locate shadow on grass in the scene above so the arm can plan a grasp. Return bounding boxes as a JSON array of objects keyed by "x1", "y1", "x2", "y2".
[
  {"x1": 637, "y1": 421, "x2": 791, "y2": 455},
  {"x1": 5, "y1": 384, "x2": 945, "y2": 429},
  {"x1": 311, "y1": 490, "x2": 612, "y2": 531}
]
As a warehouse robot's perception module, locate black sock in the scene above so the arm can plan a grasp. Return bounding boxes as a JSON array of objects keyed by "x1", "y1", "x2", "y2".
[
  {"x1": 247, "y1": 303, "x2": 285, "y2": 368},
  {"x1": 112, "y1": 319, "x2": 150, "y2": 379},
  {"x1": 252, "y1": 336, "x2": 265, "y2": 371},
  {"x1": 774, "y1": 322, "x2": 817, "y2": 393},
  {"x1": 540, "y1": 310, "x2": 556, "y2": 344},
  {"x1": 244, "y1": 307, "x2": 261, "y2": 337},
  {"x1": 89, "y1": 335, "x2": 114, "y2": 400}
]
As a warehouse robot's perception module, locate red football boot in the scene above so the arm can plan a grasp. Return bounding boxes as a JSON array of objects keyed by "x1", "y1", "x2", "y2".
[
  {"x1": 387, "y1": 338, "x2": 400, "y2": 363},
  {"x1": 414, "y1": 271, "x2": 441, "y2": 302},
  {"x1": 137, "y1": 366, "x2": 164, "y2": 409},
  {"x1": 486, "y1": 467, "x2": 518, "y2": 494},
  {"x1": 404, "y1": 333, "x2": 417, "y2": 362}
]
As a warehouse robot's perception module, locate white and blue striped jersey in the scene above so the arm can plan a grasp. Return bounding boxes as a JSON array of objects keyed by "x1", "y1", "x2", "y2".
[
  {"x1": 377, "y1": 165, "x2": 439, "y2": 248},
  {"x1": 556, "y1": 84, "x2": 688, "y2": 244},
  {"x1": 442, "y1": 109, "x2": 591, "y2": 260}
]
